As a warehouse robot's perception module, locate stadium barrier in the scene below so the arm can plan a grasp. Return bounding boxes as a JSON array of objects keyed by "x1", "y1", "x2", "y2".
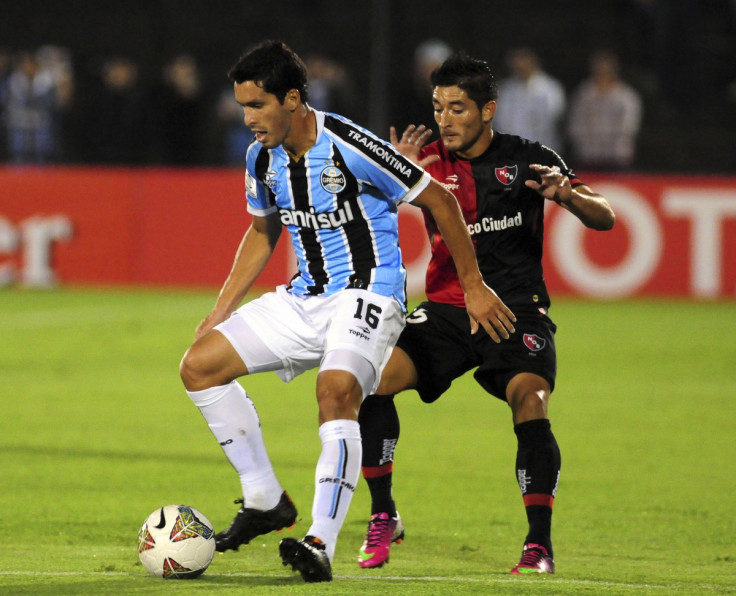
[{"x1": 1, "y1": 167, "x2": 735, "y2": 299}]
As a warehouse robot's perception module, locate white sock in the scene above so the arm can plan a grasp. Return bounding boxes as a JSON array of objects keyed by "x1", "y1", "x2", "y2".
[
  {"x1": 187, "y1": 381, "x2": 283, "y2": 511},
  {"x1": 308, "y1": 419, "x2": 362, "y2": 561}
]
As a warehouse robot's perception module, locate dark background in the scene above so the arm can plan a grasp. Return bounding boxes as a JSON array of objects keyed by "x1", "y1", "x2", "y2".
[{"x1": 2, "y1": 0, "x2": 735, "y2": 173}]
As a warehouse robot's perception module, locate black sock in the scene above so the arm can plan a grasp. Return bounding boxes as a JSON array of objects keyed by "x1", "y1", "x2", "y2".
[
  {"x1": 514, "y1": 418, "x2": 561, "y2": 557},
  {"x1": 359, "y1": 394, "x2": 399, "y2": 516}
]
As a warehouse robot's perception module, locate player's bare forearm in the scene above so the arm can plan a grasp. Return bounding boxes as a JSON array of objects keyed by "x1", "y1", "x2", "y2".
[
  {"x1": 526, "y1": 165, "x2": 615, "y2": 230},
  {"x1": 559, "y1": 185, "x2": 615, "y2": 230},
  {"x1": 412, "y1": 181, "x2": 516, "y2": 341},
  {"x1": 195, "y1": 215, "x2": 281, "y2": 339},
  {"x1": 415, "y1": 182, "x2": 485, "y2": 290}
]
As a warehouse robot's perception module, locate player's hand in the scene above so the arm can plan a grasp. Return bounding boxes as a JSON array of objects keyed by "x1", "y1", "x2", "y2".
[
  {"x1": 390, "y1": 125, "x2": 440, "y2": 168},
  {"x1": 525, "y1": 164, "x2": 572, "y2": 204},
  {"x1": 194, "y1": 310, "x2": 229, "y2": 341},
  {"x1": 464, "y1": 282, "x2": 516, "y2": 342}
]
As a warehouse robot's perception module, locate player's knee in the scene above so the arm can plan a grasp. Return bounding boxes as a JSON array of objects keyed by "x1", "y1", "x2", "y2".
[
  {"x1": 180, "y1": 330, "x2": 248, "y2": 391},
  {"x1": 512, "y1": 390, "x2": 548, "y2": 419},
  {"x1": 179, "y1": 348, "x2": 199, "y2": 391},
  {"x1": 179, "y1": 344, "x2": 215, "y2": 391},
  {"x1": 316, "y1": 371, "x2": 363, "y2": 422},
  {"x1": 321, "y1": 350, "x2": 376, "y2": 399},
  {"x1": 507, "y1": 373, "x2": 551, "y2": 422}
]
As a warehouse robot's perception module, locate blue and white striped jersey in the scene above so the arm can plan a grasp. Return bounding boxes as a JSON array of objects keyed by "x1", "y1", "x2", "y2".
[{"x1": 244, "y1": 109, "x2": 431, "y2": 306}]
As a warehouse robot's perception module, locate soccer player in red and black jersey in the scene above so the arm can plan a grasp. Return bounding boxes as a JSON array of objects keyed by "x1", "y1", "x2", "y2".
[{"x1": 356, "y1": 52, "x2": 615, "y2": 574}]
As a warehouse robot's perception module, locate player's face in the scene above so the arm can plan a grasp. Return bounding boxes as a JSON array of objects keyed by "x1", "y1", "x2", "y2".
[
  {"x1": 234, "y1": 80, "x2": 293, "y2": 149},
  {"x1": 433, "y1": 85, "x2": 495, "y2": 159}
]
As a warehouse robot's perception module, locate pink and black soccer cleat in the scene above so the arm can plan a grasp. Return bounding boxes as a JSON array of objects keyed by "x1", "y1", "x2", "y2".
[
  {"x1": 357, "y1": 512, "x2": 405, "y2": 568},
  {"x1": 510, "y1": 543, "x2": 555, "y2": 574}
]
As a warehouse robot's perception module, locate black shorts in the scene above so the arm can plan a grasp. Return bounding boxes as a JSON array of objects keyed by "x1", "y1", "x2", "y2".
[{"x1": 396, "y1": 301, "x2": 557, "y2": 403}]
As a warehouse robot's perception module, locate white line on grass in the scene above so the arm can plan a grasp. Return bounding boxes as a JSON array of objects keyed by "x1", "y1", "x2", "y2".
[{"x1": 0, "y1": 570, "x2": 731, "y2": 592}]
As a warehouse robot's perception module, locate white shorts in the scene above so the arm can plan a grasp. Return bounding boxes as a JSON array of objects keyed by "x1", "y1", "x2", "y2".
[{"x1": 214, "y1": 285, "x2": 405, "y2": 396}]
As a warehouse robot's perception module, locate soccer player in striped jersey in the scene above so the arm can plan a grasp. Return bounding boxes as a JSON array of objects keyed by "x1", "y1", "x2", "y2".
[
  {"x1": 179, "y1": 41, "x2": 515, "y2": 583},
  {"x1": 356, "y1": 51, "x2": 615, "y2": 574}
]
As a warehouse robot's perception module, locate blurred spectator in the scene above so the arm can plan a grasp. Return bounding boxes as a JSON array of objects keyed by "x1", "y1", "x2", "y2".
[
  {"x1": 392, "y1": 39, "x2": 452, "y2": 132},
  {"x1": 304, "y1": 53, "x2": 357, "y2": 116},
  {"x1": 149, "y1": 54, "x2": 207, "y2": 165},
  {"x1": 80, "y1": 56, "x2": 146, "y2": 164},
  {"x1": 2, "y1": 48, "x2": 71, "y2": 164},
  {"x1": 494, "y1": 47, "x2": 566, "y2": 152},
  {"x1": 36, "y1": 45, "x2": 74, "y2": 161},
  {"x1": 567, "y1": 50, "x2": 643, "y2": 171},
  {"x1": 35, "y1": 46, "x2": 74, "y2": 109},
  {"x1": 214, "y1": 84, "x2": 253, "y2": 166},
  {"x1": 0, "y1": 48, "x2": 12, "y2": 161}
]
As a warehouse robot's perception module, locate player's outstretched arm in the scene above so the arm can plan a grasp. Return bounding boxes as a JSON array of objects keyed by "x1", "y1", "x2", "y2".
[
  {"x1": 525, "y1": 164, "x2": 615, "y2": 231},
  {"x1": 194, "y1": 213, "x2": 282, "y2": 340},
  {"x1": 411, "y1": 179, "x2": 516, "y2": 342}
]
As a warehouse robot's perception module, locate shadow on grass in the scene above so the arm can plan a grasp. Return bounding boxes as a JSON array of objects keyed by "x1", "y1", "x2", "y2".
[
  {"x1": 5, "y1": 573, "x2": 304, "y2": 595},
  {"x1": 2, "y1": 444, "x2": 222, "y2": 465}
]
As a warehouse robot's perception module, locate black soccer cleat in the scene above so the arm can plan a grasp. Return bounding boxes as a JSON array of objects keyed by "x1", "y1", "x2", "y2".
[
  {"x1": 215, "y1": 491, "x2": 297, "y2": 552},
  {"x1": 279, "y1": 535, "x2": 333, "y2": 583}
]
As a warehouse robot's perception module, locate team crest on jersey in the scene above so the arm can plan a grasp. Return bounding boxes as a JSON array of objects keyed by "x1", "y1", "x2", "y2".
[
  {"x1": 495, "y1": 165, "x2": 518, "y2": 185},
  {"x1": 320, "y1": 166, "x2": 346, "y2": 193},
  {"x1": 263, "y1": 170, "x2": 278, "y2": 190},
  {"x1": 523, "y1": 333, "x2": 546, "y2": 351}
]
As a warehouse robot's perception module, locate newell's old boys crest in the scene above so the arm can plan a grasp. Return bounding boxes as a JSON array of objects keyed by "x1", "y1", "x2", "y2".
[
  {"x1": 523, "y1": 333, "x2": 546, "y2": 352},
  {"x1": 320, "y1": 166, "x2": 346, "y2": 193},
  {"x1": 495, "y1": 165, "x2": 518, "y2": 185}
]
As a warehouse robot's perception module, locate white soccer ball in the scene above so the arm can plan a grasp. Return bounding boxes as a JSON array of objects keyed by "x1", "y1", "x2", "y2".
[{"x1": 138, "y1": 505, "x2": 216, "y2": 579}]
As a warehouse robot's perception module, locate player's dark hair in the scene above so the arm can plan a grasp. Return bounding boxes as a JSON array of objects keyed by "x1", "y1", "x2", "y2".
[
  {"x1": 430, "y1": 51, "x2": 498, "y2": 108},
  {"x1": 228, "y1": 40, "x2": 309, "y2": 104}
]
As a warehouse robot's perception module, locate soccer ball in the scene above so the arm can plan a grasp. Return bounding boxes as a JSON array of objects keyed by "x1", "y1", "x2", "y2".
[{"x1": 138, "y1": 505, "x2": 216, "y2": 579}]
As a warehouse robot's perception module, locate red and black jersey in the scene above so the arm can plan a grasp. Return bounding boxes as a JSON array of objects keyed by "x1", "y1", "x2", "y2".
[{"x1": 418, "y1": 132, "x2": 583, "y2": 308}]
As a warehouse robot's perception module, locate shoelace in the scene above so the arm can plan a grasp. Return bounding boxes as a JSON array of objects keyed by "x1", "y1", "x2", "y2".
[
  {"x1": 519, "y1": 545, "x2": 546, "y2": 567},
  {"x1": 364, "y1": 516, "x2": 391, "y2": 548}
]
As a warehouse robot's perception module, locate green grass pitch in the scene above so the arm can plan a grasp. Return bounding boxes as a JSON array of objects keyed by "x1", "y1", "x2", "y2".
[{"x1": 0, "y1": 287, "x2": 734, "y2": 595}]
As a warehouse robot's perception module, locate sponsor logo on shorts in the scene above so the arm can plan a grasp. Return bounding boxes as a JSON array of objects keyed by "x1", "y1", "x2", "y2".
[
  {"x1": 349, "y1": 327, "x2": 371, "y2": 341},
  {"x1": 495, "y1": 165, "x2": 518, "y2": 185},
  {"x1": 320, "y1": 166, "x2": 346, "y2": 193},
  {"x1": 523, "y1": 333, "x2": 546, "y2": 351}
]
